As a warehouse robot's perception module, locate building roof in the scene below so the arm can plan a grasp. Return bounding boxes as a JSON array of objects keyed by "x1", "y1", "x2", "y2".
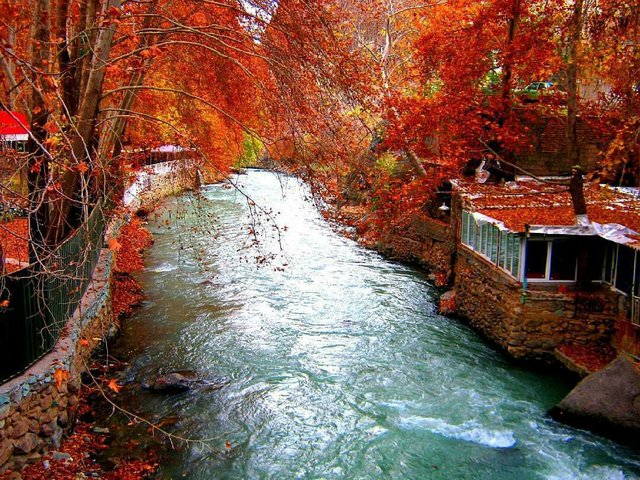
[
  {"x1": 456, "y1": 178, "x2": 640, "y2": 246},
  {"x1": 0, "y1": 111, "x2": 29, "y2": 141}
]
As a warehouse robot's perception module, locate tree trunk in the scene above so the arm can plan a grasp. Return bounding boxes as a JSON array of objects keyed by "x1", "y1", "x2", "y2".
[
  {"x1": 569, "y1": 167, "x2": 587, "y2": 217},
  {"x1": 28, "y1": 0, "x2": 52, "y2": 263},
  {"x1": 406, "y1": 150, "x2": 427, "y2": 178},
  {"x1": 56, "y1": 0, "x2": 78, "y2": 115},
  {"x1": 99, "y1": 4, "x2": 160, "y2": 159},
  {"x1": 566, "y1": 0, "x2": 584, "y2": 168},
  {"x1": 46, "y1": 0, "x2": 122, "y2": 244},
  {"x1": 569, "y1": 166, "x2": 589, "y2": 289},
  {"x1": 0, "y1": 29, "x2": 17, "y2": 112},
  {"x1": 500, "y1": 0, "x2": 520, "y2": 106}
]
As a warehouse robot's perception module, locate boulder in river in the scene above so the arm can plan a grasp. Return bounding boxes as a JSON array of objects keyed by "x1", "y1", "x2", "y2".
[
  {"x1": 549, "y1": 356, "x2": 640, "y2": 442},
  {"x1": 144, "y1": 371, "x2": 226, "y2": 394}
]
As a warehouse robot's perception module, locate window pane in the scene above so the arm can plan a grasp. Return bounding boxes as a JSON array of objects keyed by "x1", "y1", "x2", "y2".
[
  {"x1": 616, "y1": 245, "x2": 635, "y2": 294},
  {"x1": 588, "y1": 240, "x2": 604, "y2": 282},
  {"x1": 490, "y1": 227, "x2": 499, "y2": 263},
  {"x1": 462, "y1": 211, "x2": 469, "y2": 245},
  {"x1": 550, "y1": 241, "x2": 577, "y2": 280},
  {"x1": 470, "y1": 218, "x2": 476, "y2": 249},
  {"x1": 511, "y1": 237, "x2": 521, "y2": 278},
  {"x1": 635, "y1": 252, "x2": 640, "y2": 297},
  {"x1": 526, "y1": 241, "x2": 548, "y2": 279},
  {"x1": 605, "y1": 244, "x2": 616, "y2": 284},
  {"x1": 499, "y1": 232, "x2": 507, "y2": 269},
  {"x1": 481, "y1": 222, "x2": 488, "y2": 255}
]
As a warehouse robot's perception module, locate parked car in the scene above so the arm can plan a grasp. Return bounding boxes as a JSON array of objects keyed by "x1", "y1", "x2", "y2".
[
  {"x1": 519, "y1": 81, "x2": 563, "y2": 102},
  {"x1": 524, "y1": 81, "x2": 555, "y2": 92}
]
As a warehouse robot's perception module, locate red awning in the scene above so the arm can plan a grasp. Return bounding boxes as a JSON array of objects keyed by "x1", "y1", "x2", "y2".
[{"x1": 0, "y1": 111, "x2": 29, "y2": 136}]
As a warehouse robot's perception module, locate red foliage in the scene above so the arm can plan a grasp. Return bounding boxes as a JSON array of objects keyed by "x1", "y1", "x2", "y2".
[
  {"x1": 557, "y1": 343, "x2": 617, "y2": 373},
  {"x1": 112, "y1": 273, "x2": 145, "y2": 320},
  {"x1": 114, "y1": 218, "x2": 154, "y2": 274},
  {"x1": 111, "y1": 218, "x2": 153, "y2": 321}
]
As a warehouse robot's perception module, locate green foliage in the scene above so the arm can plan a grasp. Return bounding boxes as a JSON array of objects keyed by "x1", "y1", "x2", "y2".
[
  {"x1": 235, "y1": 134, "x2": 264, "y2": 168},
  {"x1": 480, "y1": 68, "x2": 502, "y2": 95},
  {"x1": 375, "y1": 152, "x2": 397, "y2": 174}
]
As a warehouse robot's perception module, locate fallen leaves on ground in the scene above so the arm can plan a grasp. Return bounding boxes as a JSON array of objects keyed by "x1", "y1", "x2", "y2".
[
  {"x1": 114, "y1": 218, "x2": 154, "y2": 274},
  {"x1": 111, "y1": 217, "x2": 153, "y2": 321},
  {"x1": 0, "y1": 218, "x2": 28, "y2": 272},
  {"x1": 54, "y1": 368, "x2": 69, "y2": 390},
  {"x1": 107, "y1": 378, "x2": 122, "y2": 393},
  {"x1": 557, "y1": 343, "x2": 617, "y2": 373}
]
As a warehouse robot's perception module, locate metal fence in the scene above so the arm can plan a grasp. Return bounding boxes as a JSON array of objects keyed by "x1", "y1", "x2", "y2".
[{"x1": 0, "y1": 204, "x2": 106, "y2": 383}]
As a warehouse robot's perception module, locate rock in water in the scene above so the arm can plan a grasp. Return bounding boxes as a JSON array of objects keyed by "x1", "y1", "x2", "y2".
[
  {"x1": 145, "y1": 371, "x2": 226, "y2": 394},
  {"x1": 149, "y1": 372, "x2": 197, "y2": 393},
  {"x1": 549, "y1": 356, "x2": 640, "y2": 441}
]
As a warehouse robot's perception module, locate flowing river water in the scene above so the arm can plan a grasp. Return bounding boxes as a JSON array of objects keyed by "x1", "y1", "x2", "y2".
[{"x1": 109, "y1": 170, "x2": 640, "y2": 479}]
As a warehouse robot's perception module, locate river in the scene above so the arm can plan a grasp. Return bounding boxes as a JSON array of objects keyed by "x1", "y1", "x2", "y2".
[{"x1": 109, "y1": 170, "x2": 640, "y2": 479}]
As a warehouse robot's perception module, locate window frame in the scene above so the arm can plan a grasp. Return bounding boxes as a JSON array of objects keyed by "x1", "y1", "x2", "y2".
[
  {"x1": 460, "y1": 210, "x2": 521, "y2": 280},
  {"x1": 525, "y1": 238, "x2": 578, "y2": 283}
]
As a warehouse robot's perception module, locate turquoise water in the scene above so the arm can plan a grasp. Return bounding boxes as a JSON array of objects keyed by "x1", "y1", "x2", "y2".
[{"x1": 112, "y1": 170, "x2": 640, "y2": 479}]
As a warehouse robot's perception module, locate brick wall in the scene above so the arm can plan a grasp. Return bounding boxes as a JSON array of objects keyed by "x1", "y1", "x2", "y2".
[{"x1": 514, "y1": 115, "x2": 600, "y2": 176}]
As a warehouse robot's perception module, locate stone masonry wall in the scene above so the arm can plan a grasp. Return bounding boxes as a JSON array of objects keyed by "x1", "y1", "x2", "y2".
[
  {"x1": 124, "y1": 159, "x2": 198, "y2": 212},
  {"x1": 455, "y1": 248, "x2": 618, "y2": 362},
  {"x1": 0, "y1": 251, "x2": 114, "y2": 472},
  {"x1": 377, "y1": 214, "x2": 455, "y2": 283}
]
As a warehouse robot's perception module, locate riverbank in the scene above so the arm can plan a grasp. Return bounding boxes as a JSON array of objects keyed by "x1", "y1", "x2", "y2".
[
  {"x1": 11, "y1": 170, "x2": 636, "y2": 479},
  {"x1": 0, "y1": 158, "x2": 203, "y2": 478}
]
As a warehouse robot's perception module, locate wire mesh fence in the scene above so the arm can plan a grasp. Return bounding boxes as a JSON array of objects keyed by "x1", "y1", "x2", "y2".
[{"x1": 0, "y1": 204, "x2": 106, "y2": 383}]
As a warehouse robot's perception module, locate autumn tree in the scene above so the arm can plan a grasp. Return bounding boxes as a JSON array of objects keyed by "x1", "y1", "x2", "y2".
[{"x1": 0, "y1": 0, "x2": 372, "y2": 261}]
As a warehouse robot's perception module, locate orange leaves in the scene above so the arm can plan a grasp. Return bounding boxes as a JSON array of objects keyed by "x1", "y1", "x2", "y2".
[
  {"x1": 76, "y1": 161, "x2": 89, "y2": 173},
  {"x1": 140, "y1": 46, "x2": 162, "y2": 59},
  {"x1": 43, "y1": 120, "x2": 59, "y2": 134},
  {"x1": 557, "y1": 343, "x2": 616, "y2": 373},
  {"x1": 113, "y1": 218, "x2": 153, "y2": 274},
  {"x1": 112, "y1": 273, "x2": 144, "y2": 320},
  {"x1": 0, "y1": 300, "x2": 9, "y2": 308},
  {"x1": 54, "y1": 368, "x2": 69, "y2": 390},
  {"x1": 0, "y1": 218, "x2": 29, "y2": 272},
  {"x1": 107, "y1": 378, "x2": 122, "y2": 394},
  {"x1": 30, "y1": 160, "x2": 43, "y2": 174},
  {"x1": 111, "y1": 218, "x2": 153, "y2": 321},
  {"x1": 108, "y1": 238, "x2": 122, "y2": 252}
]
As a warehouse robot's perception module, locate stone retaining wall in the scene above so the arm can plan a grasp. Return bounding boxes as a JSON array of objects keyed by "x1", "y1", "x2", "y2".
[
  {"x1": 455, "y1": 247, "x2": 618, "y2": 362},
  {"x1": 0, "y1": 251, "x2": 114, "y2": 472},
  {"x1": 124, "y1": 159, "x2": 199, "y2": 212},
  {"x1": 377, "y1": 214, "x2": 455, "y2": 283}
]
